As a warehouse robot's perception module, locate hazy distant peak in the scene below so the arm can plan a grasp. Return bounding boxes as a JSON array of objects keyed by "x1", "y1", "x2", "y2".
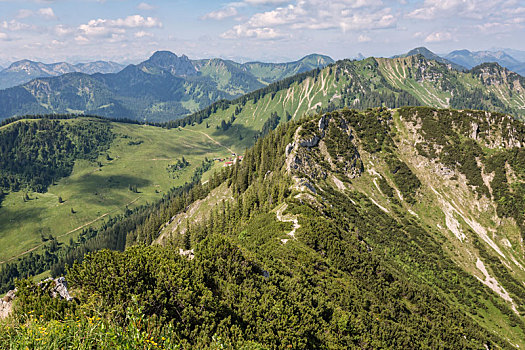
[
  {"x1": 393, "y1": 47, "x2": 466, "y2": 71},
  {"x1": 445, "y1": 49, "x2": 524, "y2": 74},
  {"x1": 144, "y1": 50, "x2": 198, "y2": 76}
]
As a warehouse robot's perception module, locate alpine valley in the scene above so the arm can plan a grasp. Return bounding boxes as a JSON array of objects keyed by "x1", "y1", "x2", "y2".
[{"x1": 1, "y1": 49, "x2": 525, "y2": 349}]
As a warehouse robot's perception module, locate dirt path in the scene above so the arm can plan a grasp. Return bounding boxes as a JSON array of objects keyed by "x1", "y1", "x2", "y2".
[
  {"x1": 275, "y1": 203, "x2": 300, "y2": 244},
  {"x1": 186, "y1": 129, "x2": 235, "y2": 154},
  {"x1": 0, "y1": 196, "x2": 141, "y2": 264}
]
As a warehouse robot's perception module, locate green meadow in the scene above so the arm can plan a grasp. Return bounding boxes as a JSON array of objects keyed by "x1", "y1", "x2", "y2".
[{"x1": 0, "y1": 120, "x2": 231, "y2": 263}]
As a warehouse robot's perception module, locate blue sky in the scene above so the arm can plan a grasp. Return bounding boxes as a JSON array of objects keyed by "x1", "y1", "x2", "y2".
[{"x1": 0, "y1": 0, "x2": 524, "y2": 65}]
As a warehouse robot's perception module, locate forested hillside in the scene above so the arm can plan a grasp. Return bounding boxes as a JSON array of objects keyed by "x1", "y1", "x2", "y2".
[
  {"x1": 3, "y1": 107, "x2": 525, "y2": 348},
  {"x1": 0, "y1": 117, "x2": 114, "y2": 193}
]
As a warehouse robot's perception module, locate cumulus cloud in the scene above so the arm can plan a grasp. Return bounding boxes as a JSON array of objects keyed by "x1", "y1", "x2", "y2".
[
  {"x1": 51, "y1": 39, "x2": 65, "y2": 46},
  {"x1": 424, "y1": 31, "x2": 452, "y2": 42},
  {"x1": 135, "y1": 30, "x2": 153, "y2": 38},
  {"x1": 358, "y1": 34, "x2": 371, "y2": 42},
  {"x1": 407, "y1": 0, "x2": 512, "y2": 20},
  {"x1": 137, "y1": 2, "x2": 155, "y2": 11},
  {"x1": 243, "y1": 0, "x2": 290, "y2": 5},
  {"x1": 221, "y1": 25, "x2": 286, "y2": 39},
  {"x1": 78, "y1": 15, "x2": 161, "y2": 39},
  {"x1": 1, "y1": 20, "x2": 33, "y2": 31},
  {"x1": 75, "y1": 35, "x2": 89, "y2": 43},
  {"x1": 110, "y1": 15, "x2": 161, "y2": 28},
  {"x1": 15, "y1": 7, "x2": 56, "y2": 20},
  {"x1": 221, "y1": 0, "x2": 395, "y2": 39},
  {"x1": 202, "y1": 7, "x2": 238, "y2": 20},
  {"x1": 38, "y1": 8, "x2": 57, "y2": 20},
  {"x1": 54, "y1": 24, "x2": 73, "y2": 36}
]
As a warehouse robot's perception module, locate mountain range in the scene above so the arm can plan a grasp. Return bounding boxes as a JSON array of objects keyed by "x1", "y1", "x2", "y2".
[
  {"x1": 394, "y1": 47, "x2": 525, "y2": 76},
  {"x1": 1, "y1": 48, "x2": 524, "y2": 123},
  {"x1": 0, "y1": 51, "x2": 333, "y2": 122},
  {"x1": 0, "y1": 60, "x2": 125, "y2": 90},
  {"x1": 0, "y1": 51, "x2": 524, "y2": 123},
  {"x1": 445, "y1": 49, "x2": 525, "y2": 75}
]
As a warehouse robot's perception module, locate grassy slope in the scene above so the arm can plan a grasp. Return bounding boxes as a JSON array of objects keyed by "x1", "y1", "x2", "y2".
[
  {"x1": 182, "y1": 57, "x2": 525, "y2": 159},
  {"x1": 377, "y1": 56, "x2": 525, "y2": 115},
  {"x1": 0, "y1": 119, "x2": 231, "y2": 262},
  {"x1": 185, "y1": 67, "x2": 343, "y2": 154}
]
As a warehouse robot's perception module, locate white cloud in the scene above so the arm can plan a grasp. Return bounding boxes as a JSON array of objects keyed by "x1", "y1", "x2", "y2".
[
  {"x1": 79, "y1": 20, "x2": 122, "y2": 36},
  {"x1": 54, "y1": 24, "x2": 73, "y2": 36},
  {"x1": 202, "y1": 7, "x2": 238, "y2": 20},
  {"x1": 78, "y1": 15, "x2": 161, "y2": 38},
  {"x1": 358, "y1": 34, "x2": 371, "y2": 42},
  {"x1": 475, "y1": 22, "x2": 515, "y2": 34},
  {"x1": 135, "y1": 30, "x2": 153, "y2": 38},
  {"x1": 424, "y1": 31, "x2": 452, "y2": 42},
  {"x1": 0, "y1": 32, "x2": 8, "y2": 40},
  {"x1": 137, "y1": 2, "x2": 155, "y2": 11},
  {"x1": 407, "y1": 0, "x2": 512, "y2": 21},
  {"x1": 220, "y1": 0, "x2": 395, "y2": 39},
  {"x1": 75, "y1": 35, "x2": 89, "y2": 42},
  {"x1": 221, "y1": 25, "x2": 286, "y2": 39},
  {"x1": 15, "y1": 7, "x2": 56, "y2": 20},
  {"x1": 51, "y1": 39, "x2": 65, "y2": 46},
  {"x1": 38, "y1": 8, "x2": 57, "y2": 20},
  {"x1": 110, "y1": 15, "x2": 161, "y2": 28},
  {"x1": 1, "y1": 20, "x2": 33, "y2": 31}
]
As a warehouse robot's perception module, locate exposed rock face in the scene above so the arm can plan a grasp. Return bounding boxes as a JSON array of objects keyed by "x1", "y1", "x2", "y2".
[
  {"x1": 299, "y1": 135, "x2": 320, "y2": 148},
  {"x1": 0, "y1": 277, "x2": 73, "y2": 320},
  {"x1": 318, "y1": 114, "x2": 330, "y2": 132},
  {"x1": 287, "y1": 113, "x2": 363, "y2": 188},
  {"x1": 144, "y1": 51, "x2": 198, "y2": 76},
  {"x1": 471, "y1": 122, "x2": 480, "y2": 140},
  {"x1": 179, "y1": 248, "x2": 195, "y2": 260},
  {"x1": 47, "y1": 277, "x2": 73, "y2": 301},
  {"x1": 0, "y1": 290, "x2": 15, "y2": 319},
  {"x1": 285, "y1": 142, "x2": 295, "y2": 157}
]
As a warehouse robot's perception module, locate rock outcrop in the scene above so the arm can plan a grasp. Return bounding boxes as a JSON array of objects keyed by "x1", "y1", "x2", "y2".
[{"x1": 0, "y1": 277, "x2": 73, "y2": 320}]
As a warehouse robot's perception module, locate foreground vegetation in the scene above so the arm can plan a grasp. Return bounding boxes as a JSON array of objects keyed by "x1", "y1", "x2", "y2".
[{"x1": 3, "y1": 107, "x2": 525, "y2": 348}]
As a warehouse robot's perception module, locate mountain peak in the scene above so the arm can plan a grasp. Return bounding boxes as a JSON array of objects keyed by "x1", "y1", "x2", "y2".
[
  {"x1": 297, "y1": 54, "x2": 335, "y2": 66},
  {"x1": 393, "y1": 47, "x2": 466, "y2": 71},
  {"x1": 7, "y1": 59, "x2": 38, "y2": 68},
  {"x1": 145, "y1": 50, "x2": 197, "y2": 76},
  {"x1": 406, "y1": 47, "x2": 435, "y2": 56},
  {"x1": 445, "y1": 49, "x2": 523, "y2": 73},
  {"x1": 449, "y1": 49, "x2": 471, "y2": 55}
]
